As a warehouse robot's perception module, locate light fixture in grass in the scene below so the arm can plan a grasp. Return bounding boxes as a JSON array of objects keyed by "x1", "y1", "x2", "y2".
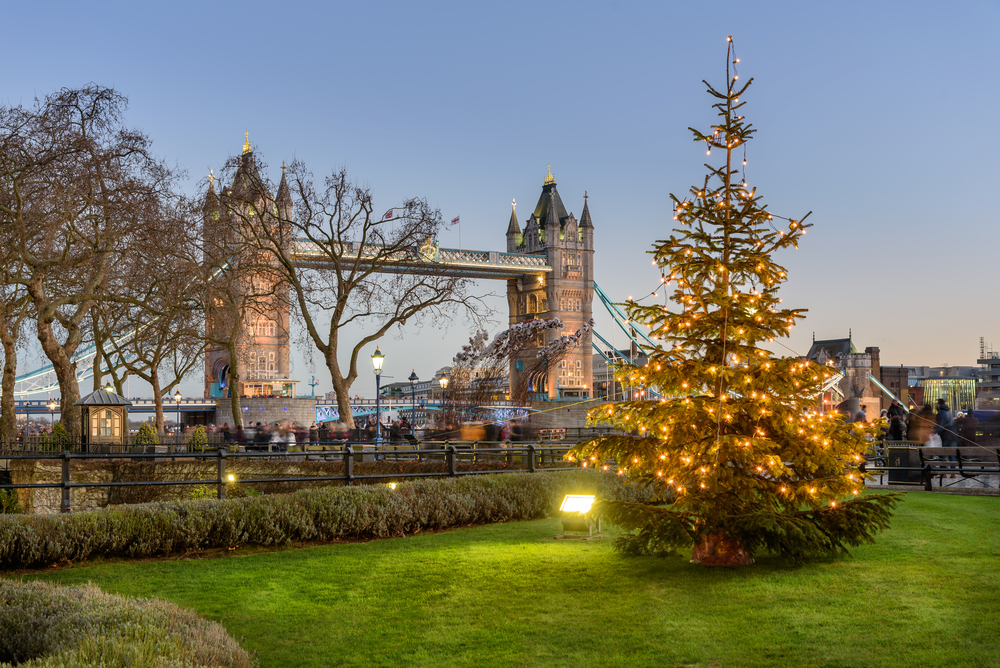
[{"x1": 571, "y1": 36, "x2": 900, "y2": 565}]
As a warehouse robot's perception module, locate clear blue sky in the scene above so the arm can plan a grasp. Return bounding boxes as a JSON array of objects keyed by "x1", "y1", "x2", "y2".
[{"x1": 5, "y1": 1, "x2": 998, "y2": 398}]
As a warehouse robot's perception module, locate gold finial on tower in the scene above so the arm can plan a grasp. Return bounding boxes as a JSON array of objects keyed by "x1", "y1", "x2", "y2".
[
  {"x1": 511, "y1": 197, "x2": 516, "y2": 212},
  {"x1": 242, "y1": 131, "x2": 252, "y2": 155},
  {"x1": 544, "y1": 165, "x2": 555, "y2": 186},
  {"x1": 209, "y1": 169, "x2": 215, "y2": 187}
]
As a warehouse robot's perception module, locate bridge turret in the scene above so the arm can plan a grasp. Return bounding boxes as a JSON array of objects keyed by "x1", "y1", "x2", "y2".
[
  {"x1": 276, "y1": 161, "x2": 292, "y2": 221},
  {"x1": 505, "y1": 199, "x2": 522, "y2": 251},
  {"x1": 506, "y1": 167, "x2": 595, "y2": 401}
]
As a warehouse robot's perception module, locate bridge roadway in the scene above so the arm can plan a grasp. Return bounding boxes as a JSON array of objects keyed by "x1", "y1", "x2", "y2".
[{"x1": 289, "y1": 238, "x2": 551, "y2": 280}]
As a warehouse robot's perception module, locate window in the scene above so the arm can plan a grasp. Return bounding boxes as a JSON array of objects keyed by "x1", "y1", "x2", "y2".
[
  {"x1": 528, "y1": 294, "x2": 538, "y2": 313},
  {"x1": 248, "y1": 318, "x2": 277, "y2": 337}
]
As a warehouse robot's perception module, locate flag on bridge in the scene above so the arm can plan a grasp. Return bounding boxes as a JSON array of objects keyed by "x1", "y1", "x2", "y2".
[
  {"x1": 451, "y1": 215, "x2": 460, "y2": 226},
  {"x1": 383, "y1": 209, "x2": 394, "y2": 220}
]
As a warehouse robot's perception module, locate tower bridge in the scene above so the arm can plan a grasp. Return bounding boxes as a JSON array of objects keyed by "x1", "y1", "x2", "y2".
[{"x1": 204, "y1": 149, "x2": 596, "y2": 403}]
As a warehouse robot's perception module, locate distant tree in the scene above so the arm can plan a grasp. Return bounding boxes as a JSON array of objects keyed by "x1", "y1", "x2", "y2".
[{"x1": 571, "y1": 38, "x2": 899, "y2": 565}]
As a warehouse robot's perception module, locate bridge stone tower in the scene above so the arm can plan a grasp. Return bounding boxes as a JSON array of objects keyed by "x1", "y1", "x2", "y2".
[
  {"x1": 506, "y1": 168, "x2": 594, "y2": 400},
  {"x1": 202, "y1": 135, "x2": 296, "y2": 401}
]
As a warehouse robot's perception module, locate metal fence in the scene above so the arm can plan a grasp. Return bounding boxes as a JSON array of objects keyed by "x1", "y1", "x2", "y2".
[{"x1": 0, "y1": 441, "x2": 581, "y2": 513}]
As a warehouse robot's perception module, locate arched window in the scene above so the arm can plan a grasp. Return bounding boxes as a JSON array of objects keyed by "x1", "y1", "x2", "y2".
[{"x1": 528, "y1": 294, "x2": 538, "y2": 313}]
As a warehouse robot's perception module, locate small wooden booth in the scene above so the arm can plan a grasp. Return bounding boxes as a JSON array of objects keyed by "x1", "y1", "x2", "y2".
[{"x1": 75, "y1": 389, "x2": 132, "y2": 453}]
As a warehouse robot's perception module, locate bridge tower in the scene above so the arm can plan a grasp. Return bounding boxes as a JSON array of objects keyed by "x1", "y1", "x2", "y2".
[
  {"x1": 506, "y1": 167, "x2": 594, "y2": 400},
  {"x1": 203, "y1": 135, "x2": 296, "y2": 400}
]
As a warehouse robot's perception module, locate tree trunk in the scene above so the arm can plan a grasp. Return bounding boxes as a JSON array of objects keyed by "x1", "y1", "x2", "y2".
[
  {"x1": 150, "y1": 371, "x2": 164, "y2": 434},
  {"x1": 328, "y1": 358, "x2": 355, "y2": 428},
  {"x1": 690, "y1": 532, "x2": 754, "y2": 566},
  {"x1": 35, "y1": 321, "x2": 83, "y2": 442},
  {"x1": 0, "y1": 327, "x2": 18, "y2": 445},
  {"x1": 227, "y1": 341, "x2": 242, "y2": 428}
]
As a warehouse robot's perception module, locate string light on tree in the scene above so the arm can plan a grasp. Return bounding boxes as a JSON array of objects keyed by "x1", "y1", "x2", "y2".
[{"x1": 570, "y1": 36, "x2": 900, "y2": 566}]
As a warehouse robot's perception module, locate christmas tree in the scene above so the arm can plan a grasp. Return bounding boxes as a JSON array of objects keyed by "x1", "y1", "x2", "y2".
[{"x1": 572, "y1": 37, "x2": 899, "y2": 565}]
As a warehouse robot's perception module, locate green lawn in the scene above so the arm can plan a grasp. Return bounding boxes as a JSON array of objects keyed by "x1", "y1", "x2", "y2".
[{"x1": 10, "y1": 492, "x2": 1000, "y2": 668}]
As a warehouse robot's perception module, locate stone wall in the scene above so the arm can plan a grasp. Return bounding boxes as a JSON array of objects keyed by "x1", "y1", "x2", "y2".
[
  {"x1": 10, "y1": 459, "x2": 111, "y2": 515},
  {"x1": 214, "y1": 397, "x2": 317, "y2": 429}
]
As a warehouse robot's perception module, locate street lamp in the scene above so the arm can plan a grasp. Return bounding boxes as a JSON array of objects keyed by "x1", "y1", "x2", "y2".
[
  {"x1": 173, "y1": 389, "x2": 182, "y2": 453},
  {"x1": 408, "y1": 369, "x2": 418, "y2": 435},
  {"x1": 371, "y1": 346, "x2": 385, "y2": 447},
  {"x1": 438, "y1": 376, "x2": 448, "y2": 423},
  {"x1": 47, "y1": 400, "x2": 57, "y2": 435}
]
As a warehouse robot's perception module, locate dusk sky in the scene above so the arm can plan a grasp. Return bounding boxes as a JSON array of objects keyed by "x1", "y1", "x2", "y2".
[{"x1": 5, "y1": 1, "x2": 998, "y2": 398}]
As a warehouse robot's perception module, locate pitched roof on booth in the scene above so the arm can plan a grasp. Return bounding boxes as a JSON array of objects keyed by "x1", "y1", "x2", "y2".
[{"x1": 74, "y1": 389, "x2": 132, "y2": 406}]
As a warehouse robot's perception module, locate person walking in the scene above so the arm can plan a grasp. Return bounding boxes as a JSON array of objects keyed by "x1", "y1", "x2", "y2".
[
  {"x1": 309, "y1": 423, "x2": 319, "y2": 449},
  {"x1": 907, "y1": 404, "x2": 935, "y2": 445},
  {"x1": 854, "y1": 405, "x2": 868, "y2": 423},
  {"x1": 957, "y1": 408, "x2": 978, "y2": 444},
  {"x1": 887, "y1": 399, "x2": 907, "y2": 441},
  {"x1": 936, "y1": 399, "x2": 958, "y2": 447}
]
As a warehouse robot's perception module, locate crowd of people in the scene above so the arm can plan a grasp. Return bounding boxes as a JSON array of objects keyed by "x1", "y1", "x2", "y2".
[{"x1": 877, "y1": 398, "x2": 978, "y2": 447}]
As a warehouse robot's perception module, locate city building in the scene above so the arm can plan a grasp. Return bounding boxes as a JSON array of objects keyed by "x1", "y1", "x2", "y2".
[
  {"x1": 506, "y1": 168, "x2": 595, "y2": 400},
  {"x1": 977, "y1": 340, "x2": 1000, "y2": 409},
  {"x1": 804, "y1": 335, "x2": 881, "y2": 420},
  {"x1": 906, "y1": 365, "x2": 978, "y2": 413}
]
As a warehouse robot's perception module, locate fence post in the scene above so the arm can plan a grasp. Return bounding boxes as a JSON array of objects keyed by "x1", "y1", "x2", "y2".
[
  {"x1": 344, "y1": 446, "x2": 354, "y2": 486},
  {"x1": 217, "y1": 449, "x2": 227, "y2": 500},
  {"x1": 60, "y1": 450, "x2": 71, "y2": 513},
  {"x1": 527, "y1": 444, "x2": 536, "y2": 473},
  {"x1": 447, "y1": 445, "x2": 457, "y2": 477}
]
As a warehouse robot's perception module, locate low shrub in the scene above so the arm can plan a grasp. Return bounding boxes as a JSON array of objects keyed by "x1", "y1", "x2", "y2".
[
  {"x1": 190, "y1": 425, "x2": 208, "y2": 452},
  {"x1": 0, "y1": 579, "x2": 254, "y2": 667},
  {"x1": 0, "y1": 471, "x2": 651, "y2": 569},
  {"x1": 132, "y1": 422, "x2": 158, "y2": 448}
]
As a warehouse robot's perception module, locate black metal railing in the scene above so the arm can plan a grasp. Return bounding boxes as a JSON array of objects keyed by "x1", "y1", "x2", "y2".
[{"x1": 0, "y1": 441, "x2": 581, "y2": 513}]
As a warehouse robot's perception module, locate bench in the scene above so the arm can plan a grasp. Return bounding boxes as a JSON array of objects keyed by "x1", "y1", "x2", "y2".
[{"x1": 917, "y1": 446, "x2": 1000, "y2": 490}]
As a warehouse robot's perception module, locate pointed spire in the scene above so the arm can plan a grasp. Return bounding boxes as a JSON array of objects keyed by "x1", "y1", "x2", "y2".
[
  {"x1": 544, "y1": 190, "x2": 559, "y2": 229},
  {"x1": 202, "y1": 170, "x2": 219, "y2": 213},
  {"x1": 242, "y1": 131, "x2": 252, "y2": 155},
  {"x1": 276, "y1": 161, "x2": 291, "y2": 205},
  {"x1": 544, "y1": 165, "x2": 555, "y2": 186},
  {"x1": 579, "y1": 190, "x2": 593, "y2": 228},
  {"x1": 506, "y1": 198, "x2": 521, "y2": 236}
]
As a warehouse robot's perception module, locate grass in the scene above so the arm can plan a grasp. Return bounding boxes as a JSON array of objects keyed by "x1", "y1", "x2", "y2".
[{"x1": 7, "y1": 492, "x2": 999, "y2": 668}]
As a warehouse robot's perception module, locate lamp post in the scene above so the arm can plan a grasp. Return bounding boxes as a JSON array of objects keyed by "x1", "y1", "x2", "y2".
[
  {"x1": 371, "y1": 346, "x2": 385, "y2": 447},
  {"x1": 47, "y1": 399, "x2": 56, "y2": 436},
  {"x1": 438, "y1": 376, "x2": 448, "y2": 425},
  {"x1": 408, "y1": 369, "x2": 418, "y2": 435},
  {"x1": 173, "y1": 389, "x2": 182, "y2": 453}
]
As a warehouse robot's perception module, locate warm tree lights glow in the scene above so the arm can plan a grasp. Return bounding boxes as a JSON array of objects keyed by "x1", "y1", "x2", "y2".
[{"x1": 571, "y1": 37, "x2": 899, "y2": 566}]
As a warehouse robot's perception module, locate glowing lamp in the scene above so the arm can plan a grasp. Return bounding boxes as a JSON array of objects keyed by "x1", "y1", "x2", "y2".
[
  {"x1": 560, "y1": 494, "x2": 595, "y2": 513},
  {"x1": 556, "y1": 494, "x2": 602, "y2": 540},
  {"x1": 227, "y1": 473, "x2": 236, "y2": 483},
  {"x1": 370, "y1": 346, "x2": 385, "y2": 375},
  {"x1": 389, "y1": 482, "x2": 397, "y2": 490}
]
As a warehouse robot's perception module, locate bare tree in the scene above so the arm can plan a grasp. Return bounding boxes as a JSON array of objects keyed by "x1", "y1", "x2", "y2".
[
  {"x1": 226, "y1": 159, "x2": 488, "y2": 428},
  {"x1": 0, "y1": 85, "x2": 177, "y2": 439},
  {"x1": 95, "y1": 198, "x2": 205, "y2": 433}
]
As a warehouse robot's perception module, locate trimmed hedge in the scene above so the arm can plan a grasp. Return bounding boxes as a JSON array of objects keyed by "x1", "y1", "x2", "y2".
[
  {"x1": 0, "y1": 580, "x2": 254, "y2": 667},
  {"x1": 0, "y1": 471, "x2": 651, "y2": 569}
]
